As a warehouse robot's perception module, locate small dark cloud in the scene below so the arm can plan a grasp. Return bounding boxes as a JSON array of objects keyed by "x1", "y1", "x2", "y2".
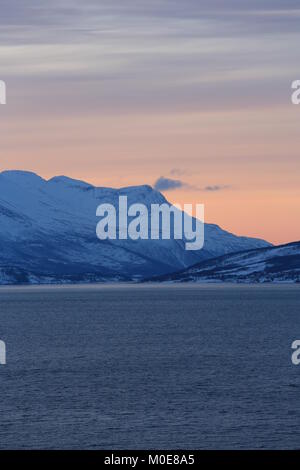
[
  {"x1": 154, "y1": 177, "x2": 231, "y2": 193},
  {"x1": 153, "y1": 176, "x2": 185, "y2": 192}
]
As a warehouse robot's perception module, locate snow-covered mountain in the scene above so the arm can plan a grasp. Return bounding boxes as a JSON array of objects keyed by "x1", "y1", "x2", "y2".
[
  {"x1": 152, "y1": 241, "x2": 300, "y2": 283},
  {"x1": 0, "y1": 170, "x2": 270, "y2": 284}
]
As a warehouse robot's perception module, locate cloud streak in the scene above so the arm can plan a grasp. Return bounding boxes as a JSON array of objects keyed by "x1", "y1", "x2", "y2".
[
  {"x1": 154, "y1": 177, "x2": 231, "y2": 192},
  {"x1": 204, "y1": 185, "x2": 231, "y2": 192},
  {"x1": 1, "y1": 0, "x2": 300, "y2": 118}
]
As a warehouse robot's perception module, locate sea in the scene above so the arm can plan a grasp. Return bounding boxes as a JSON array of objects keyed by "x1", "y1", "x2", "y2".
[{"x1": 0, "y1": 284, "x2": 299, "y2": 449}]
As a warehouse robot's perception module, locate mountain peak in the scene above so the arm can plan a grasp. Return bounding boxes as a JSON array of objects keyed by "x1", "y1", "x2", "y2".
[
  {"x1": 121, "y1": 184, "x2": 153, "y2": 192},
  {"x1": 48, "y1": 175, "x2": 94, "y2": 189},
  {"x1": 0, "y1": 170, "x2": 46, "y2": 188},
  {"x1": 1, "y1": 169, "x2": 45, "y2": 181}
]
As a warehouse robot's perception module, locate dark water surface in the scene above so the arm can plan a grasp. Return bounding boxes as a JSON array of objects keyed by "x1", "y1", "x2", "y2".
[{"x1": 0, "y1": 284, "x2": 299, "y2": 449}]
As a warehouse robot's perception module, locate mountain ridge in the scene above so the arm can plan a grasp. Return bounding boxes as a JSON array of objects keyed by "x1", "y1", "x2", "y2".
[
  {"x1": 149, "y1": 241, "x2": 300, "y2": 283},
  {"x1": 0, "y1": 170, "x2": 271, "y2": 285}
]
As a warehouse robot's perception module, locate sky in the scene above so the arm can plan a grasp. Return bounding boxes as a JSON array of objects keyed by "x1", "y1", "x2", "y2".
[{"x1": 0, "y1": 0, "x2": 300, "y2": 244}]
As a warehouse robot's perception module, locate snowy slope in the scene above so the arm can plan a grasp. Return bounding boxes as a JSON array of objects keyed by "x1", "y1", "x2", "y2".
[
  {"x1": 0, "y1": 170, "x2": 270, "y2": 284},
  {"x1": 153, "y1": 241, "x2": 300, "y2": 283}
]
